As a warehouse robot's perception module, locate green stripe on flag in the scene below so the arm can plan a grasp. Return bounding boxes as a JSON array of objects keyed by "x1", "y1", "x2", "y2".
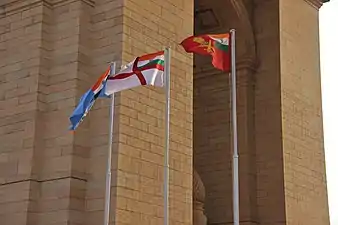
[
  {"x1": 214, "y1": 42, "x2": 229, "y2": 52},
  {"x1": 139, "y1": 59, "x2": 164, "y2": 70}
]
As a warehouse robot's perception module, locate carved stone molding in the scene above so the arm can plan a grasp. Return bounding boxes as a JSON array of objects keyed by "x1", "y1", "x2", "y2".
[
  {"x1": 229, "y1": 0, "x2": 256, "y2": 65},
  {"x1": 1, "y1": 0, "x2": 94, "y2": 16},
  {"x1": 237, "y1": 57, "x2": 257, "y2": 73},
  {"x1": 51, "y1": 0, "x2": 94, "y2": 7},
  {"x1": 0, "y1": 0, "x2": 50, "y2": 16},
  {"x1": 304, "y1": 0, "x2": 324, "y2": 9}
]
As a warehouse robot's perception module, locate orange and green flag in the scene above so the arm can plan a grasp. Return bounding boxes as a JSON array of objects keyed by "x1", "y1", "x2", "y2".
[{"x1": 180, "y1": 33, "x2": 231, "y2": 72}]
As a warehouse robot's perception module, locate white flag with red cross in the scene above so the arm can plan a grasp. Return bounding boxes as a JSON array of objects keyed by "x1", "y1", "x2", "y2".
[{"x1": 101, "y1": 51, "x2": 165, "y2": 96}]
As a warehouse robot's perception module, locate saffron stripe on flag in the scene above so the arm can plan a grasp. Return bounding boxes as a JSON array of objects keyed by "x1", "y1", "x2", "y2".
[
  {"x1": 139, "y1": 51, "x2": 164, "y2": 61},
  {"x1": 92, "y1": 67, "x2": 110, "y2": 91}
]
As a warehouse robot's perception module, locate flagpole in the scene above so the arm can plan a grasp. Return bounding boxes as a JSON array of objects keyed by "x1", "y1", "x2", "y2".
[
  {"x1": 104, "y1": 62, "x2": 116, "y2": 225},
  {"x1": 230, "y1": 29, "x2": 239, "y2": 225},
  {"x1": 164, "y1": 47, "x2": 171, "y2": 225}
]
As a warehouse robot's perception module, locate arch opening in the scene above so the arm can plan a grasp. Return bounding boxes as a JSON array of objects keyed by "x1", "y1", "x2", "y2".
[{"x1": 192, "y1": 0, "x2": 257, "y2": 224}]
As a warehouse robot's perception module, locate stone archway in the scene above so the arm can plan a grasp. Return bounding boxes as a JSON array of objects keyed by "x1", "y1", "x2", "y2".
[
  {"x1": 193, "y1": 0, "x2": 257, "y2": 224},
  {"x1": 194, "y1": 0, "x2": 256, "y2": 63}
]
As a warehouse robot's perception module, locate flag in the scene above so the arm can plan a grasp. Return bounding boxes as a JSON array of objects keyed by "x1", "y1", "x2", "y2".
[
  {"x1": 69, "y1": 66, "x2": 111, "y2": 130},
  {"x1": 101, "y1": 51, "x2": 165, "y2": 96},
  {"x1": 180, "y1": 33, "x2": 231, "y2": 71}
]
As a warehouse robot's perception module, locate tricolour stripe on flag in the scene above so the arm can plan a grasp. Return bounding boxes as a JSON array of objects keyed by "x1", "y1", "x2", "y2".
[
  {"x1": 91, "y1": 67, "x2": 110, "y2": 93},
  {"x1": 138, "y1": 59, "x2": 164, "y2": 71},
  {"x1": 209, "y1": 33, "x2": 230, "y2": 39},
  {"x1": 139, "y1": 50, "x2": 164, "y2": 61}
]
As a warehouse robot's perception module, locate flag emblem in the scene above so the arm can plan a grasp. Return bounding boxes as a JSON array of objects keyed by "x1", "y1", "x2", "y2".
[{"x1": 180, "y1": 33, "x2": 231, "y2": 71}]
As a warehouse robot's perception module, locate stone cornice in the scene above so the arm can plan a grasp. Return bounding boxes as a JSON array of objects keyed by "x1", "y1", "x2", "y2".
[
  {"x1": 0, "y1": 0, "x2": 94, "y2": 16},
  {"x1": 230, "y1": 0, "x2": 256, "y2": 65},
  {"x1": 304, "y1": 0, "x2": 325, "y2": 9},
  {"x1": 1, "y1": 0, "x2": 50, "y2": 16},
  {"x1": 51, "y1": 0, "x2": 94, "y2": 7}
]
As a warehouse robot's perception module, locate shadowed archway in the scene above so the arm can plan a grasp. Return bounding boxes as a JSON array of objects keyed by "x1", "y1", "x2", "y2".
[{"x1": 192, "y1": 0, "x2": 257, "y2": 225}]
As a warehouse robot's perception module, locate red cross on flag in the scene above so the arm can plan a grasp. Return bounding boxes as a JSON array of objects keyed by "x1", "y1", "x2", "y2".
[{"x1": 101, "y1": 51, "x2": 165, "y2": 96}]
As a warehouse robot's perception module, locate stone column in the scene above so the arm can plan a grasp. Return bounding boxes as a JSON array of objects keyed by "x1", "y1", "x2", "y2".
[
  {"x1": 254, "y1": 0, "x2": 330, "y2": 224},
  {"x1": 279, "y1": 0, "x2": 330, "y2": 224},
  {"x1": 236, "y1": 58, "x2": 258, "y2": 225},
  {"x1": 0, "y1": 1, "x2": 50, "y2": 224},
  {"x1": 37, "y1": 1, "x2": 95, "y2": 225},
  {"x1": 112, "y1": 1, "x2": 194, "y2": 225}
]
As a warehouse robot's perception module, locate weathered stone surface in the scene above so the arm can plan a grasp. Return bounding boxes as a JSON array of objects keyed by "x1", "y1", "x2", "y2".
[{"x1": 0, "y1": 0, "x2": 330, "y2": 225}]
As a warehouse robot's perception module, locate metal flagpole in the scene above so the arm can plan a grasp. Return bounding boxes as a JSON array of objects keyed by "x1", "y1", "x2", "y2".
[
  {"x1": 230, "y1": 29, "x2": 239, "y2": 225},
  {"x1": 164, "y1": 47, "x2": 171, "y2": 225},
  {"x1": 104, "y1": 62, "x2": 116, "y2": 225}
]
